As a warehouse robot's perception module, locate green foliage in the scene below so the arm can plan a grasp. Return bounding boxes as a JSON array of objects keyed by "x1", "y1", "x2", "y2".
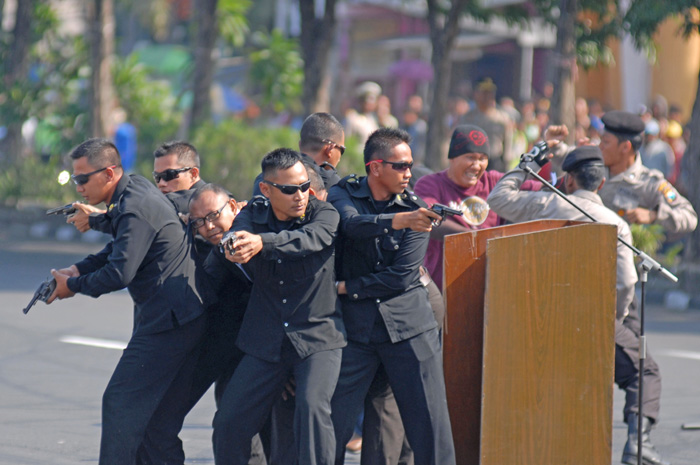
[
  {"x1": 218, "y1": 0, "x2": 252, "y2": 48},
  {"x1": 631, "y1": 223, "x2": 665, "y2": 255},
  {"x1": 0, "y1": 3, "x2": 92, "y2": 204},
  {"x1": 248, "y1": 29, "x2": 304, "y2": 114},
  {"x1": 630, "y1": 223, "x2": 683, "y2": 268},
  {"x1": 336, "y1": 135, "x2": 368, "y2": 179},
  {"x1": 189, "y1": 119, "x2": 299, "y2": 200},
  {"x1": 112, "y1": 54, "x2": 182, "y2": 168},
  {"x1": 625, "y1": 0, "x2": 700, "y2": 52},
  {"x1": 0, "y1": 156, "x2": 75, "y2": 206},
  {"x1": 0, "y1": 2, "x2": 87, "y2": 151}
]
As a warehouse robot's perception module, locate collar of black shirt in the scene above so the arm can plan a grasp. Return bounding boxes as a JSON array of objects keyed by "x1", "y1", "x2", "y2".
[
  {"x1": 105, "y1": 173, "x2": 131, "y2": 216},
  {"x1": 350, "y1": 176, "x2": 415, "y2": 209},
  {"x1": 248, "y1": 195, "x2": 315, "y2": 229}
]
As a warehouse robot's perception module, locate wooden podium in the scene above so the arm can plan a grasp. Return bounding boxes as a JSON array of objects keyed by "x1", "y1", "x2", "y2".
[{"x1": 443, "y1": 220, "x2": 617, "y2": 465}]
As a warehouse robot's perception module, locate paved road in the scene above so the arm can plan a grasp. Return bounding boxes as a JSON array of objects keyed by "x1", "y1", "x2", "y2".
[{"x1": 1, "y1": 238, "x2": 699, "y2": 464}]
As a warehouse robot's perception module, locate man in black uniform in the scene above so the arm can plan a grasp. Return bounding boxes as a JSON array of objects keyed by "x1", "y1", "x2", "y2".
[
  {"x1": 153, "y1": 140, "x2": 205, "y2": 195},
  {"x1": 327, "y1": 128, "x2": 456, "y2": 465},
  {"x1": 185, "y1": 184, "x2": 267, "y2": 465},
  {"x1": 253, "y1": 112, "x2": 345, "y2": 195},
  {"x1": 47, "y1": 138, "x2": 206, "y2": 464},
  {"x1": 213, "y1": 148, "x2": 347, "y2": 465}
]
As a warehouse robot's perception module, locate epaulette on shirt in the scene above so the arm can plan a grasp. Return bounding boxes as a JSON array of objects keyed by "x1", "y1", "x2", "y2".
[
  {"x1": 337, "y1": 174, "x2": 359, "y2": 189},
  {"x1": 401, "y1": 190, "x2": 429, "y2": 209}
]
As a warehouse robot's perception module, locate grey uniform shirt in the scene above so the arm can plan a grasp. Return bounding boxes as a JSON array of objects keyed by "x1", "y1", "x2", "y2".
[
  {"x1": 598, "y1": 155, "x2": 697, "y2": 237},
  {"x1": 488, "y1": 169, "x2": 637, "y2": 320}
]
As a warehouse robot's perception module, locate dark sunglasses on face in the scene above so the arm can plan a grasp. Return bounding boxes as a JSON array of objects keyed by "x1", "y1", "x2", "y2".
[
  {"x1": 152, "y1": 167, "x2": 192, "y2": 183},
  {"x1": 263, "y1": 179, "x2": 312, "y2": 195},
  {"x1": 191, "y1": 201, "x2": 229, "y2": 229},
  {"x1": 71, "y1": 165, "x2": 117, "y2": 185},
  {"x1": 322, "y1": 139, "x2": 346, "y2": 155},
  {"x1": 365, "y1": 159, "x2": 414, "y2": 171}
]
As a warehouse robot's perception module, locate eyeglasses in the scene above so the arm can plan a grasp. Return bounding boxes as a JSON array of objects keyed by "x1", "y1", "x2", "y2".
[
  {"x1": 365, "y1": 159, "x2": 414, "y2": 171},
  {"x1": 71, "y1": 165, "x2": 117, "y2": 185},
  {"x1": 152, "y1": 167, "x2": 192, "y2": 183},
  {"x1": 322, "y1": 139, "x2": 345, "y2": 155},
  {"x1": 263, "y1": 180, "x2": 312, "y2": 195},
  {"x1": 191, "y1": 201, "x2": 229, "y2": 229}
]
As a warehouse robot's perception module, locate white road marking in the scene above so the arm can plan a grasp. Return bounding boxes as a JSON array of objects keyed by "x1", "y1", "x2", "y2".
[
  {"x1": 656, "y1": 349, "x2": 700, "y2": 361},
  {"x1": 60, "y1": 335, "x2": 127, "y2": 350}
]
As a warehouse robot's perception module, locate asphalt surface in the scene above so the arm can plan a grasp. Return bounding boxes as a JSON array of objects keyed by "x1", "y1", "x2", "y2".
[{"x1": 1, "y1": 237, "x2": 699, "y2": 464}]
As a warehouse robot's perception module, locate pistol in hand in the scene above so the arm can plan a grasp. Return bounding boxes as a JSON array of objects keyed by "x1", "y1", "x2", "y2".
[
  {"x1": 23, "y1": 278, "x2": 57, "y2": 314},
  {"x1": 429, "y1": 203, "x2": 463, "y2": 227},
  {"x1": 46, "y1": 204, "x2": 77, "y2": 217},
  {"x1": 218, "y1": 232, "x2": 239, "y2": 255}
]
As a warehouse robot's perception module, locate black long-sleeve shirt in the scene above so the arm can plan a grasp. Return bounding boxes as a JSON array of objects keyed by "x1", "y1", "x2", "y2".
[
  {"x1": 67, "y1": 174, "x2": 204, "y2": 335},
  {"x1": 327, "y1": 176, "x2": 437, "y2": 344},
  {"x1": 229, "y1": 196, "x2": 346, "y2": 362}
]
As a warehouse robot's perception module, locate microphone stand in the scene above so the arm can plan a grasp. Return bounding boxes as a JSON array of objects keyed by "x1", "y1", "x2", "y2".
[{"x1": 522, "y1": 165, "x2": 678, "y2": 465}]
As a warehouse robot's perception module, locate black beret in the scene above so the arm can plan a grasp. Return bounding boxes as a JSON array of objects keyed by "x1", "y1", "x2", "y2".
[
  {"x1": 602, "y1": 110, "x2": 645, "y2": 136},
  {"x1": 562, "y1": 145, "x2": 604, "y2": 172},
  {"x1": 448, "y1": 125, "x2": 490, "y2": 159}
]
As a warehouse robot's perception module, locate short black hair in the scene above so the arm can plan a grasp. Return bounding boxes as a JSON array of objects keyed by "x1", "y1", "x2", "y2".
[
  {"x1": 154, "y1": 141, "x2": 200, "y2": 168},
  {"x1": 70, "y1": 138, "x2": 122, "y2": 168},
  {"x1": 363, "y1": 127, "x2": 411, "y2": 173},
  {"x1": 571, "y1": 164, "x2": 605, "y2": 192},
  {"x1": 611, "y1": 132, "x2": 643, "y2": 152},
  {"x1": 261, "y1": 148, "x2": 304, "y2": 179},
  {"x1": 301, "y1": 159, "x2": 325, "y2": 195},
  {"x1": 299, "y1": 113, "x2": 344, "y2": 152},
  {"x1": 189, "y1": 183, "x2": 232, "y2": 212}
]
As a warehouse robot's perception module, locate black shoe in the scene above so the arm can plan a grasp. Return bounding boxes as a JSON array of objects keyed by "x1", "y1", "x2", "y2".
[{"x1": 621, "y1": 414, "x2": 671, "y2": 465}]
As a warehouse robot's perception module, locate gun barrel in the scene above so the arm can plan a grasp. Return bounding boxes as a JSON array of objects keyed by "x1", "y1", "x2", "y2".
[
  {"x1": 22, "y1": 279, "x2": 56, "y2": 314},
  {"x1": 23, "y1": 292, "x2": 42, "y2": 314},
  {"x1": 46, "y1": 204, "x2": 77, "y2": 216},
  {"x1": 433, "y1": 204, "x2": 463, "y2": 216}
]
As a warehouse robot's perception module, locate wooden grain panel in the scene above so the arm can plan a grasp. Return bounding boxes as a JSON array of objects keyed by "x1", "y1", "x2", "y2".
[
  {"x1": 443, "y1": 220, "x2": 584, "y2": 465},
  {"x1": 480, "y1": 224, "x2": 616, "y2": 465}
]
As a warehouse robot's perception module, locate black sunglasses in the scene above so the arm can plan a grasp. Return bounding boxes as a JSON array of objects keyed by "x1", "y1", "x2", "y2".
[
  {"x1": 152, "y1": 167, "x2": 192, "y2": 183},
  {"x1": 365, "y1": 159, "x2": 414, "y2": 171},
  {"x1": 71, "y1": 165, "x2": 117, "y2": 186},
  {"x1": 263, "y1": 180, "x2": 312, "y2": 195},
  {"x1": 191, "y1": 201, "x2": 229, "y2": 229},
  {"x1": 322, "y1": 139, "x2": 346, "y2": 155}
]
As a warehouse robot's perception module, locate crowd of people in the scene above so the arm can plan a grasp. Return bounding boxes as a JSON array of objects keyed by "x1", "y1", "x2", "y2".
[{"x1": 39, "y1": 85, "x2": 698, "y2": 465}]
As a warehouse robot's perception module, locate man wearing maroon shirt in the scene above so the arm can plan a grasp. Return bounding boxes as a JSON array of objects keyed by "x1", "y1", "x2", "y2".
[{"x1": 414, "y1": 125, "x2": 540, "y2": 289}]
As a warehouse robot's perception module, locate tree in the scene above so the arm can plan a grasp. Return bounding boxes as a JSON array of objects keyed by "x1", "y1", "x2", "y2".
[
  {"x1": 548, "y1": 0, "x2": 577, "y2": 142},
  {"x1": 183, "y1": 0, "x2": 249, "y2": 136},
  {"x1": 424, "y1": 0, "x2": 470, "y2": 171},
  {"x1": 88, "y1": 0, "x2": 116, "y2": 137},
  {"x1": 0, "y1": 0, "x2": 34, "y2": 164},
  {"x1": 299, "y1": 0, "x2": 337, "y2": 115},
  {"x1": 623, "y1": 1, "x2": 700, "y2": 262},
  {"x1": 187, "y1": 0, "x2": 218, "y2": 135}
]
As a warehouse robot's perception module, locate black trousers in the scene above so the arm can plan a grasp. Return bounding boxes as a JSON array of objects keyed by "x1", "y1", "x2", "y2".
[
  {"x1": 615, "y1": 299, "x2": 662, "y2": 423},
  {"x1": 99, "y1": 315, "x2": 206, "y2": 465},
  {"x1": 185, "y1": 311, "x2": 268, "y2": 465},
  {"x1": 213, "y1": 342, "x2": 342, "y2": 465},
  {"x1": 359, "y1": 277, "x2": 444, "y2": 465},
  {"x1": 331, "y1": 327, "x2": 455, "y2": 465}
]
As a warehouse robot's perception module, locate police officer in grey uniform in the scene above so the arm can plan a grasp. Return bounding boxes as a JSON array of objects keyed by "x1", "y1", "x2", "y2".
[
  {"x1": 488, "y1": 145, "x2": 669, "y2": 465},
  {"x1": 598, "y1": 110, "x2": 697, "y2": 239}
]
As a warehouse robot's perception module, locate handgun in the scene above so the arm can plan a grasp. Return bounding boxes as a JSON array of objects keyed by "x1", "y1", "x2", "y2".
[
  {"x1": 23, "y1": 278, "x2": 57, "y2": 314},
  {"x1": 46, "y1": 204, "x2": 77, "y2": 217},
  {"x1": 218, "y1": 232, "x2": 239, "y2": 255},
  {"x1": 429, "y1": 203, "x2": 463, "y2": 226}
]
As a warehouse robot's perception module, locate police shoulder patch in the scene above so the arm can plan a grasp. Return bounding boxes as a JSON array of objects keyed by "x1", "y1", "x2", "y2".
[{"x1": 657, "y1": 180, "x2": 677, "y2": 204}]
